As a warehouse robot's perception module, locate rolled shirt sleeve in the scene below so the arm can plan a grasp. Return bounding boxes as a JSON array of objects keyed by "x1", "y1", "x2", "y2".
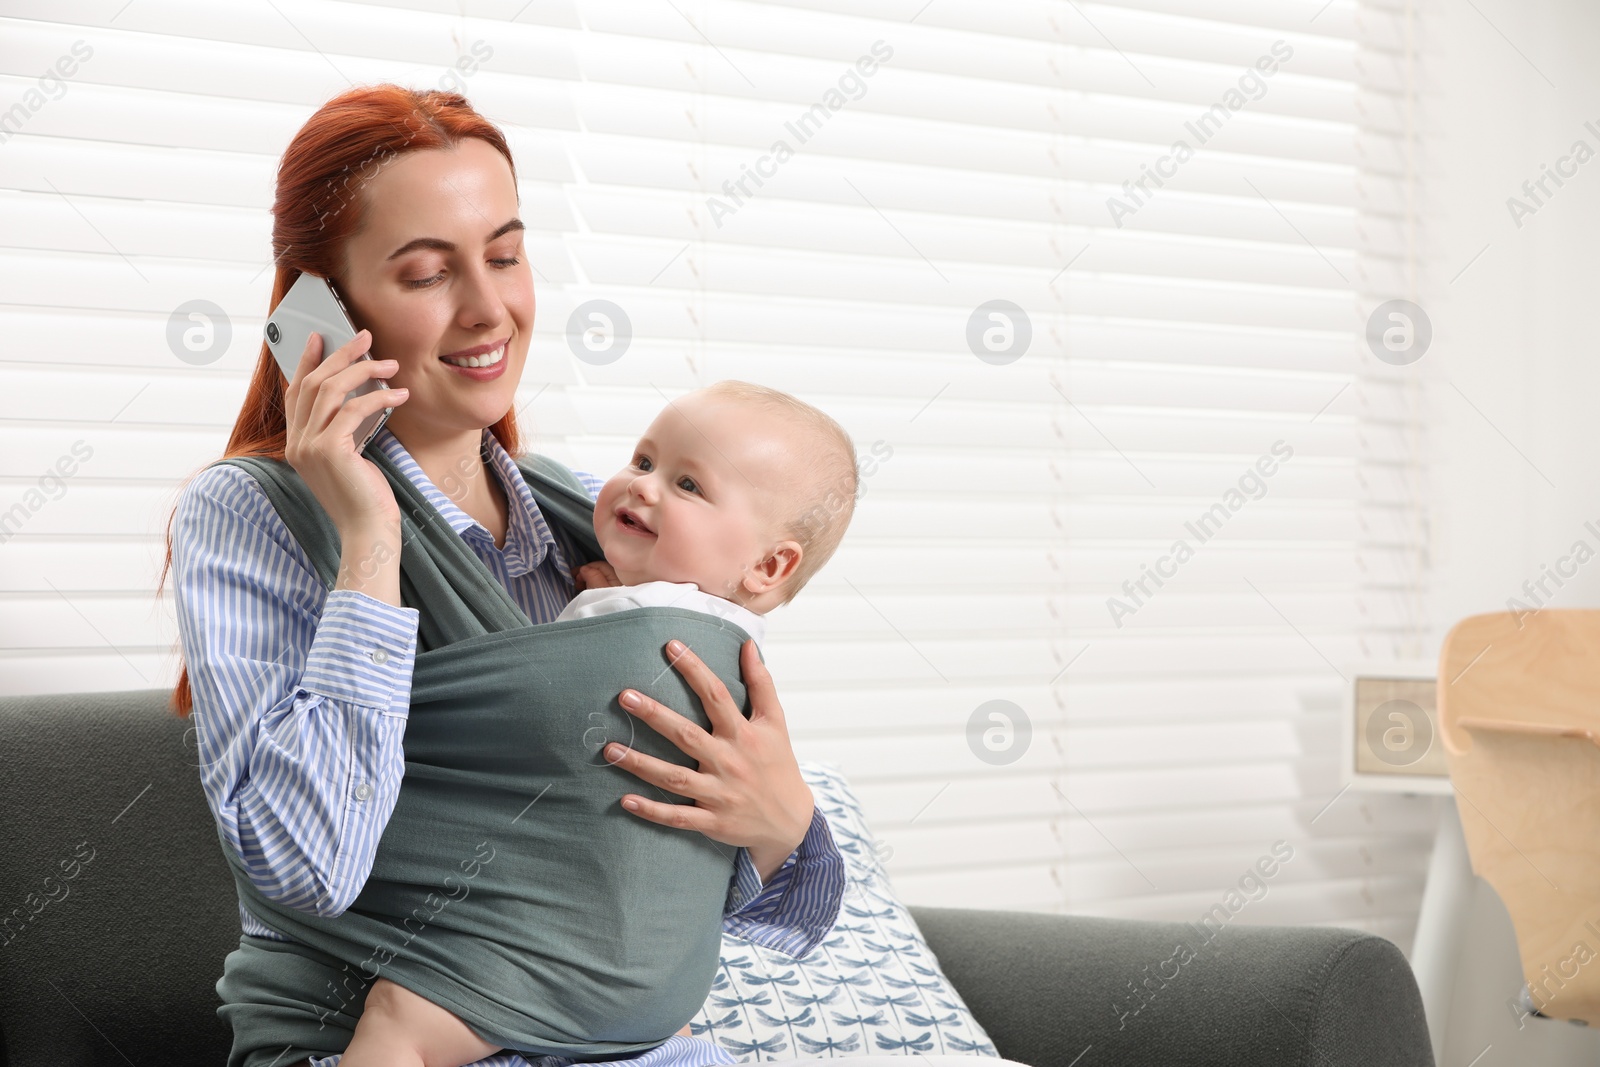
[{"x1": 720, "y1": 804, "x2": 844, "y2": 958}]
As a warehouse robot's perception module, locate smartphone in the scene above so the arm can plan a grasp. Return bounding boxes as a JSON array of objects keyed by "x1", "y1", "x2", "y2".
[{"x1": 264, "y1": 273, "x2": 393, "y2": 454}]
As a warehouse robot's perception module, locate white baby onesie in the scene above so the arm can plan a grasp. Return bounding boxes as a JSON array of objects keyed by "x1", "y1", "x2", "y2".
[{"x1": 555, "y1": 580, "x2": 766, "y2": 648}]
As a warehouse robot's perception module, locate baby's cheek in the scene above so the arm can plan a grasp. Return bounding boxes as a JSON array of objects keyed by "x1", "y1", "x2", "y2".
[
  {"x1": 667, "y1": 528, "x2": 708, "y2": 577},
  {"x1": 671, "y1": 526, "x2": 730, "y2": 590}
]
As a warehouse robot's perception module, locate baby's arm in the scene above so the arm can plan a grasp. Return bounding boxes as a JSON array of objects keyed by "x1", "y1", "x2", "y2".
[{"x1": 339, "y1": 976, "x2": 501, "y2": 1067}]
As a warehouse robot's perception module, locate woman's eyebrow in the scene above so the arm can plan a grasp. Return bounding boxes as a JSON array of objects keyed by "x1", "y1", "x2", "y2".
[{"x1": 386, "y1": 218, "x2": 524, "y2": 260}]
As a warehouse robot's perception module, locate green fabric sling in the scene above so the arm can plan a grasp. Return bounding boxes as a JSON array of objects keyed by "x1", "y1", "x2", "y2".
[{"x1": 207, "y1": 443, "x2": 756, "y2": 1067}]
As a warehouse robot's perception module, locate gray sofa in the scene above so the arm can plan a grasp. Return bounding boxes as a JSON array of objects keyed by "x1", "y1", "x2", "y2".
[{"x1": 0, "y1": 690, "x2": 1435, "y2": 1067}]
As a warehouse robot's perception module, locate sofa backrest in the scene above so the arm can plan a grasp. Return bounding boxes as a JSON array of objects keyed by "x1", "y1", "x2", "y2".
[{"x1": 0, "y1": 688, "x2": 238, "y2": 1066}]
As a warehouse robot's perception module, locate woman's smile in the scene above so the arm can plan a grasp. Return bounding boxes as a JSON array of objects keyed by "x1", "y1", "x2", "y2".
[{"x1": 438, "y1": 338, "x2": 509, "y2": 381}]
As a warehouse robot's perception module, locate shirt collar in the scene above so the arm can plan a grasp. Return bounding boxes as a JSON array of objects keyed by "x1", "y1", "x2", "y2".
[{"x1": 370, "y1": 425, "x2": 557, "y2": 576}]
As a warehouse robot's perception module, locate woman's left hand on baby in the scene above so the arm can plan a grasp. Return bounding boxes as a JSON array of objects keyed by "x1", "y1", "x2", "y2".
[{"x1": 606, "y1": 639, "x2": 814, "y2": 883}]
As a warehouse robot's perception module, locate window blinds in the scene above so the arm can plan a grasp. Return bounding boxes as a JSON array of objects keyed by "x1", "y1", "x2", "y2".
[{"x1": 0, "y1": 0, "x2": 1431, "y2": 947}]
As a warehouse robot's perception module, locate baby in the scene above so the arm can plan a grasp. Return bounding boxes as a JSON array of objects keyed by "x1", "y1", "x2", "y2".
[{"x1": 338, "y1": 379, "x2": 859, "y2": 1067}]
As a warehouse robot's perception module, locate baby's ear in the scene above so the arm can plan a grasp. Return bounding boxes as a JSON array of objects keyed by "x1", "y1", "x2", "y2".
[{"x1": 744, "y1": 541, "x2": 803, "y2": 594}]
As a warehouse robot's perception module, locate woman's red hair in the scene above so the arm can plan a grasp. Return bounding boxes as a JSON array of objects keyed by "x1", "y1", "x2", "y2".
[{"x1": 158, "y1": 85, "x2": 524, "y2": 717}]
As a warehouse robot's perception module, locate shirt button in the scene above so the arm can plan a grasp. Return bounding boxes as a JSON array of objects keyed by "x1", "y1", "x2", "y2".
[
  {"x1": 372, "y1": 647, "x2": 389, "y2": 665},
  {"x1": 354, "y1": 782, "x2": 374, "y2": 802}
]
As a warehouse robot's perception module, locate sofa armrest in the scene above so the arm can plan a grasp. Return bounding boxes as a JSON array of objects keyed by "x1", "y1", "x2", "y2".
[
  {"x1": 909, "y1": 906, "x2": 1434, "y2": 1067},
  {"x1": 0, "y1": 689, "x2": 239, "y2": 1066}
]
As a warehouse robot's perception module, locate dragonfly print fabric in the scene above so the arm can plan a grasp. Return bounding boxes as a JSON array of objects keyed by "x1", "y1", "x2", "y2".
[{"x1": 686, "y1": 764, "x2": 1000, "y2": 1061}]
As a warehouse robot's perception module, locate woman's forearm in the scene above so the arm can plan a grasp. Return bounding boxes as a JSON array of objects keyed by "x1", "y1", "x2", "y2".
[
  {"x1": 749, "y1": 829, "x2": 806, "y2": 885},
  {"x1": 336, "y1": 519, "x2": 405, "y2": 606},
  {"x1": 743, "y1": 775, "x2": 817, "y2": 882}
]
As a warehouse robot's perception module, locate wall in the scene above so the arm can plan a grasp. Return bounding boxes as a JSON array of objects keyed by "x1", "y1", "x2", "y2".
[
  {"x1": 1424, "y1": 0, "x2": 1600, "y2": 636},
  {"x1": 1421, "y1": 1, "x2": 1600, "y2": 1062}
]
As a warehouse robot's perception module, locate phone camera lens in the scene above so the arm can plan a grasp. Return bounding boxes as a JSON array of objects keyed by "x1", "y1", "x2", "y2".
[{"x1": 265, "y1": 321, "x2": 281, "y2": 345}]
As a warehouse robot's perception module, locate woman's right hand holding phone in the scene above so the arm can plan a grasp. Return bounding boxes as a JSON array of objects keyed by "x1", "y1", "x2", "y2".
[{"x1": 282, "y1": 329, "x2": 410, "y2": 604}]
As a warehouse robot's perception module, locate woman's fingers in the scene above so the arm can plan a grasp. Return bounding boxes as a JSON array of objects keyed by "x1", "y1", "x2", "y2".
[
  {"x1": 282, "y1": 330, "x2": 324, "y2": 450},
  {"x1": 612, "y1": 687, "x2": 711, "y2": 762},
  {"x1": 328, "y1": 380, "x2": 404, "y2": 441},
  {"x1": 738, "y1": 639, "x2": 783, "y2": 725},
  {"x1": 604, "y1": 739, "x2": 710, "y2": 802},
  {"x1": 616, "y1": 790, "x2": 717, "y2": 834},
  {"x1": 307, "y1": 351, "x2": 388, "y2": 440},
  {"x1": 662, "y1": 638, "x2": 745, "y2": 735},
  {"x1": 609, "y1": 637, "x2": 808, "y2": 854}
]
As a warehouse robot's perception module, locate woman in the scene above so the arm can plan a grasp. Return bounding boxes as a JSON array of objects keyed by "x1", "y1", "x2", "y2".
[{"x1": 160, "y1": 85, "x2": 844, "y2": 1067}]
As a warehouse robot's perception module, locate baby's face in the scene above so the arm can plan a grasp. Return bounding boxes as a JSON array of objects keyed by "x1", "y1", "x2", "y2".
[{"x1": 593, "y1": 391, "x2": 797, "y2": 603}]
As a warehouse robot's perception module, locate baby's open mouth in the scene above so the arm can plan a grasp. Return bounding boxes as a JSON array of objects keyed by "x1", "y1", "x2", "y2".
[{"x1": 616, "y1": 508, "x2": 654, "y2": 535}]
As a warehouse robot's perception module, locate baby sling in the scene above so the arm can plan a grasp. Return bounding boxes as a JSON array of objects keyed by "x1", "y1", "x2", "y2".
[{"x1": 208, "y1": 442, "x2": 756, "y2": 1066}]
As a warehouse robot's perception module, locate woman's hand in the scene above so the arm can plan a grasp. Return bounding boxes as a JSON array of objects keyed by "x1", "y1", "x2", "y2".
[
  {"x1": 282, "y1": 327, "x2": 409, "y2": 536},
  {"x1": 605, "y1": 639, "x2": 814, "y2": 883}
]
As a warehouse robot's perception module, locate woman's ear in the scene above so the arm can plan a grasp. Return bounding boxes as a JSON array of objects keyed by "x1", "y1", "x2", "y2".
[{"x1": 741, "y1": 541, "x2": 803, "y2": 596}]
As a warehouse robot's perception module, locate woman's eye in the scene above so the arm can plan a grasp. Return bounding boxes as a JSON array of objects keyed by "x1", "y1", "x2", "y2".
[{"x1": 404, "y1": 256, "x2": 522, "y2": 290}]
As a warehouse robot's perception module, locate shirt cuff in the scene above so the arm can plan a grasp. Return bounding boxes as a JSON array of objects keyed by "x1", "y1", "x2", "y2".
[
  {"x1": 298, "y1": 589, "x2": 420, "y2": 714},
  {"x1": 721, "y1": 805, "x2": 845, "y2": 958},
  {"x1": 726, "y1": 847, "x2": 769, "y2": 916}
]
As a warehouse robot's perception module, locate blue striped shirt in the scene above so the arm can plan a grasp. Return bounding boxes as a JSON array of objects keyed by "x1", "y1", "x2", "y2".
[{"x1": 170, "y1": 424, "x2": 844, "y2": 1067}]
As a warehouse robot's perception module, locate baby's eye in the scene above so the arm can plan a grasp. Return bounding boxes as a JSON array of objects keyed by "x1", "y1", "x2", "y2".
[
  {"x1": 634, "y1": 454, "x2": 652, "y2": 472},
  {"x1": 678, "y1": 476, "x2": 700, "y2": 494}
]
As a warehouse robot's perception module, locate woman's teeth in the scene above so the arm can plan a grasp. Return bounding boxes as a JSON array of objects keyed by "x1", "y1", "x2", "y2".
[{"x1": 441, "y1": 345, "x2": 505, "y2": 368}]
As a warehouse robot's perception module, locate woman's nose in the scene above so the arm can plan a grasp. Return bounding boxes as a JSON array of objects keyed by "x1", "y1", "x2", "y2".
[{"x1": 454, "y1": 262, "x2": 507, "y2": 330}]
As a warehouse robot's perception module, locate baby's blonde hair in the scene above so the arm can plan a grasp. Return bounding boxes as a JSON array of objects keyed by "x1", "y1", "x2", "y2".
[{"x1": 697, "y1": 380, "x2": 858, "y2": 606}]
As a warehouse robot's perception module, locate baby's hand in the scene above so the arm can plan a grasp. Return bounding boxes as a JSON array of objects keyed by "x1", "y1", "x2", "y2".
[{"x1": 574, "y1": 560, "x2": 622, "y2": 592}]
